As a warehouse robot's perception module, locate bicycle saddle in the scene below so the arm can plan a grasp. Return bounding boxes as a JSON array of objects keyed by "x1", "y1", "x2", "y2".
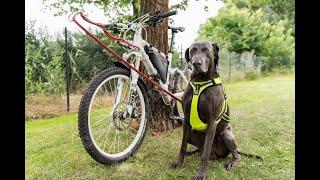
[{"x1": 168, "y1": 26, "x2": 185, "y2": 33}]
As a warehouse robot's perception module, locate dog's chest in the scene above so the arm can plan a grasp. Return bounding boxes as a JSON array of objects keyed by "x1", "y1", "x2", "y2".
[
  {"x1": 184, "y1": 86, "x2": 220, "y2": 124},
  {"x1": 197, "y1": 90, "x2": 216, "y2": 124}
]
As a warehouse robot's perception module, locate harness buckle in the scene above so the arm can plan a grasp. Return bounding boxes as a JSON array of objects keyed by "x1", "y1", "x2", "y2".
[{"x1": 193, "y1": 84, "x2": 200, "y2": 95}]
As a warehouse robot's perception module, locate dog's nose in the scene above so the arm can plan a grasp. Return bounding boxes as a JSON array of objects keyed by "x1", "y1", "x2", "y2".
[{"x1": 192, "y1": 61, "x2": 202, "y2": 67}]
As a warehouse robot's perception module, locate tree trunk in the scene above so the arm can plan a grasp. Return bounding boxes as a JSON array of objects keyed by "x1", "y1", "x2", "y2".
[
  {"x1": 140, "y1": 0, "x2": 169, "y2": 54},
  {"x1": 140, "y1": 0, "x2": 181, "y2": 131}
]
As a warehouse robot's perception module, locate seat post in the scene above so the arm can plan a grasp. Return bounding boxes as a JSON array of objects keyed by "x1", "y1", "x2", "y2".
[{"x1": 169, "y1": 29, "x2": 177, "y2": 53}]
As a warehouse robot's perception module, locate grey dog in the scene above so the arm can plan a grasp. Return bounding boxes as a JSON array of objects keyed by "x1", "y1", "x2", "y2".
[{"x1": 169, "y1": 41, "x2": 261, "y2": 180}]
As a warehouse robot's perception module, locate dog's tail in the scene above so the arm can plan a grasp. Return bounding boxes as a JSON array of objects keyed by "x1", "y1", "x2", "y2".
[{"x1": 236, "y1": 151, "x2": 263, "y2": 161}]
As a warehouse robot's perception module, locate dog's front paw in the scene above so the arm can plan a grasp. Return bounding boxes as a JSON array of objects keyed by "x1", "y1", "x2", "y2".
[
  {"x1": 169, "y1": 161, "x2": 182, "y2": 169},
  {"x1": 193, "y1": 173, "x2": 205, "y2": 180},
  {"x1": 224, "y1": 160, "x2": 239, "y2": 170}
]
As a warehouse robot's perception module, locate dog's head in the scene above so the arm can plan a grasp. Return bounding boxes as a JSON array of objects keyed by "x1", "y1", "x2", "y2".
[{"x1": 184, "y1": 41, "x2": 219, "y2": 80}]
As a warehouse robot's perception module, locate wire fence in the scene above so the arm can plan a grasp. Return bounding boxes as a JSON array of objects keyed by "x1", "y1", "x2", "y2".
[{"x1": 218, "y1": 50, "x2": 263, "y2": 81}]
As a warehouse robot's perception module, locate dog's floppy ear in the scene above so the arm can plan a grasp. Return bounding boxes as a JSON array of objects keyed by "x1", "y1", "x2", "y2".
[
  {"x1": 184, "y1": 47, "x2": 190, "y2": 63},
  {"x1": 212, "y1": 43, "x2": 219, "y2": 66},
  {"x1": 212, "y1": 43, "x2": 219, "y2": 51}
]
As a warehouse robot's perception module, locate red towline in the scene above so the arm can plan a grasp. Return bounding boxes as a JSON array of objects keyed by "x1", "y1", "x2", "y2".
[{"x1": 72, "y1": 12, "x2": 181, "y2": 102}]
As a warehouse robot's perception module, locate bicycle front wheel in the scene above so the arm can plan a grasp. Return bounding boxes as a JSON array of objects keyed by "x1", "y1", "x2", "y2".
[{"x1": 78, "y1": 67, "x2": 148, "y2": 164}]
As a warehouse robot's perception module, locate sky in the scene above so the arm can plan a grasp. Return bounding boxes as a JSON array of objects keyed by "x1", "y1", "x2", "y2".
[{"x1": 25, "y1": 0, "x2": 224, "y2": 50}]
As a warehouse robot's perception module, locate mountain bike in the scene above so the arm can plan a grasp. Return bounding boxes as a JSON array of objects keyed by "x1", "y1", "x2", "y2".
[{"x1": 72, "y1": 10, "x2": 191, "y2": 164}]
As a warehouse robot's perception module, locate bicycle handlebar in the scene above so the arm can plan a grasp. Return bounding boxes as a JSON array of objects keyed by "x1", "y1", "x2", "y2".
[
  {"x1": 104, "y1": 10, "x2": 177, "y2": 30},
  {"x1": 146, "y1": 10, "x2": 177, "y2": 27}
]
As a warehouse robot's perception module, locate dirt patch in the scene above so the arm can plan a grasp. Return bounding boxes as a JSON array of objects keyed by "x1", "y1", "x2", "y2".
[{"x1": 25, "y1": 93, "x2": 82, "y2": 120}]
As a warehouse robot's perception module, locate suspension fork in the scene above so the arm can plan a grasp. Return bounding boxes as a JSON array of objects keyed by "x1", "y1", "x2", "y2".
[
  {"x1": 110, "y1": 55, "x2": 141, "y2": 118},
  {"x1": 123, "y1": 55, "x2": 142, "y2": 118},
  {"x1": 110, "y1": 78, "x2": 125, "y2": 117}
]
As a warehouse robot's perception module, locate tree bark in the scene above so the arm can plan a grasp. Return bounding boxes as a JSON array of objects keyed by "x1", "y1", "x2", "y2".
[
  {"x1": 140, "y1": 0, "x2": 169, "y2": 54},
  {"x1": 140, "y1": 0, "x2": 181, "y2": 131}
]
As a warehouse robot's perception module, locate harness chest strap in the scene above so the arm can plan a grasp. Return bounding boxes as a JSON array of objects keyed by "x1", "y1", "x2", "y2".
[{"x1": 189, "y1": 77, "x2": 230, "y2": 131}]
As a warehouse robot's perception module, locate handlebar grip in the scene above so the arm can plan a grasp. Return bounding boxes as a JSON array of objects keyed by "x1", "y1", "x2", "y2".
[{"x1": 160, "y1": 10, "x2": 177, "y2": 18}]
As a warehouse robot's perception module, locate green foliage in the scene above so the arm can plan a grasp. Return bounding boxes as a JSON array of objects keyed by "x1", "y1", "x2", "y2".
[
  {"x1": 171, "y1": 50, "x2": 183, "y2": 68},
  {"x1": 42, "y1": 0, "x2": 139, "y2": 21},
  {"x1": 260, "y1": 20, "x2": 294, "y2": 71},
  {"x1": 198, "y1": 4, "x2": 268, "y2": 54},
  {"x1": 223, "y1": 0, "x2": 295, "y2": 35},
  {"x1": 25, "y1": 21, "x2": 65, "y2": 94},
  {"x1": 223, "y1": 0, "x2": 295, "y2": 20},
  {"x1": 197, "y1": 1, "x2": 294, "y2": 72}
]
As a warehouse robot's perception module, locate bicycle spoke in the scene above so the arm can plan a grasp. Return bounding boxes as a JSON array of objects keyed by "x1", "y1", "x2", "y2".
[
  {"x1": 109, "y1": 130, "x2": 118, "y2": 153},
  {"x1": 113, "y1": 78, "x2": 117, "y2": 95},
  {"x1": 93, "y1": 126, "x2": 107, "y2": 138},
  {"x1": 101, "y1": 83, "x2": 110, "y2": 103},
  {"x1": 108, "y1": 81, "x2": 114, "y2": 100},
  {"x1": 123, "y1": 81, "x2": 130, "y2": 102},
  {"x1": 107, "y1": 132, "x2": 115, "y2": 153},
  {"x1": 91, "y1": 114, "x2": 109, "y2": 120},
  {"x1": 125, "y1": 130, "x2": 129, "y2": 147},
  {"x1": 90, "y1": 115, "x2": 108, "y2": 128},
  {"x1": 101, "y1": 124, "x2": 113, "y2": 151},
  {"x1": 117, "y1": 133, "x2": 120, "y2": 152},
  {"x1": 112, "y1": 79, "x2": 116, "y2": 104},
  {"x1": 96, "y1": 124, "x2": 112, "y2": 141}
]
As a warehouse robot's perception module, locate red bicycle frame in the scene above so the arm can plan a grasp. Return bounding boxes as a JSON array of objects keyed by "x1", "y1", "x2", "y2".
[{"x1": 72, "y1": 12, "x2": 181, "y2": 102}]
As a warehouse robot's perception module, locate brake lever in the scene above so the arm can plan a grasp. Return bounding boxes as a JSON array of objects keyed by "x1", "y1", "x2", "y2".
[
  {"x1": 154, "y1": 19, "x2": 163, "y2": 27},
  {"x1": 105, "y1": 23, "x2": 121, "y2": 34},
  {"x1": 146, "y1": 11, "x2": 162, "y2": 27},
  {"x1": 147, "y1": 17, "x2": 163, "y2": 27}
]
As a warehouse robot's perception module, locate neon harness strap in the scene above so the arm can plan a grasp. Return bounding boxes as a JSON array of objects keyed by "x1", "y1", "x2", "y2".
[{"x1": 189, "y1": 77, "x2": 230, "y2": 131}]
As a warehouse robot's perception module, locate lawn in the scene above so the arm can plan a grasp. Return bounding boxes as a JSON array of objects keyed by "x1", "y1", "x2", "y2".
[{"x1": 26, "y1": 74, "x2": 295, "y2": 179}]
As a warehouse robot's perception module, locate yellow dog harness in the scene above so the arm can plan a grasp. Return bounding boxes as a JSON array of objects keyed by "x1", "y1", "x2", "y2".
[{"x1": 189, "y1": 76, "x2": 230, "y2": 131}]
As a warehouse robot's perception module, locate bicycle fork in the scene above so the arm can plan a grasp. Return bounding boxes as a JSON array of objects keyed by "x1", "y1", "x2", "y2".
[{"x1": 111, "y1": 54, "x2": 142, "y2": 119}]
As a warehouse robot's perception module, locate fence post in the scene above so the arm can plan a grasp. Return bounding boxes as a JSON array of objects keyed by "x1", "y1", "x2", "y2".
[
  {"x1": 180, "y1": 45, "x2": 183, "y2": 89},
  {"x1": 180, "y1": 45, "x2": 183, "y2": 66},
  {"x1": 65, "y1": 27, "x2": 70, "y2": 112},
  {"x1": 229, "y1": 52, "x2": 231, "y2": 79}
]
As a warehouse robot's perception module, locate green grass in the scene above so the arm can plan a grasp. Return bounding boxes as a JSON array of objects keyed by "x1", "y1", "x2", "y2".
[{"x1": 26, "y1": 74, "x2": 294, "y2": 179}]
